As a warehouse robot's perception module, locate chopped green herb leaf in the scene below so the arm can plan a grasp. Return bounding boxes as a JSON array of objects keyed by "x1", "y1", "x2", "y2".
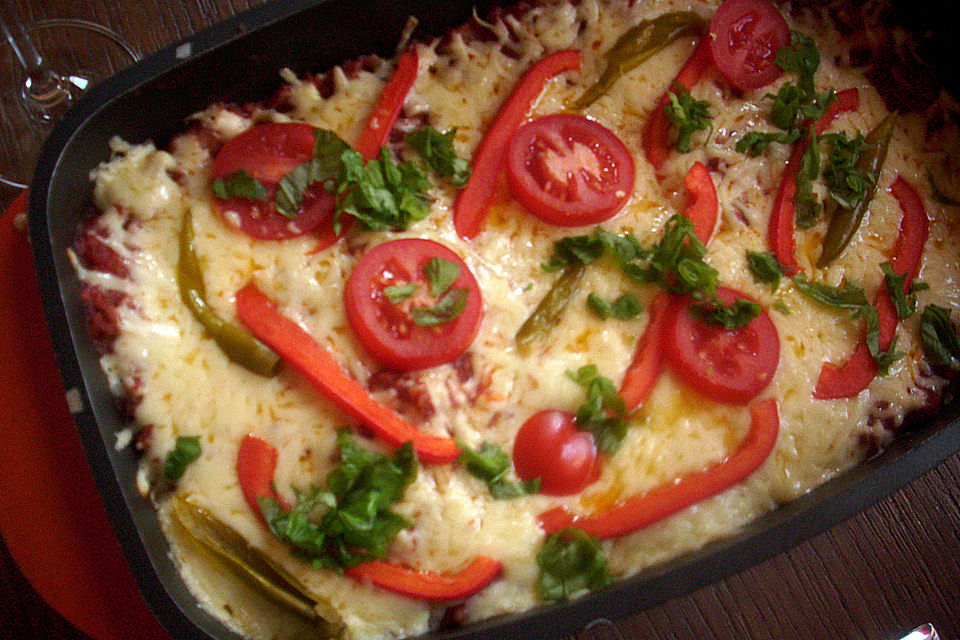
[
  {"x1": 336, "y1": 148, "x2": 432, "y2": 232},
  {"x1": 566, "y1": 365, "x2": 627, "y2": 454},
  {"x1": 164, "y1": 436, "x2": 202, "y2": 482},
  {"x1": 383, "y1": 283, "x2": 418, "y2": 304},
  {"x1": 794, "y1": 132, "x2": 822, "y2": 229},
  {"x1": 736, "y1": 129, "x2": 802, "y2": 156},
  {"x1": 690, "y1": 297, "x2": 762, "y2": 330},
  {"x1": 880, "y1": 262, "x2": 916, "y2": 319},
  {"x1": 537, "y1": 527, "x2": 611, "y2": 601},
  {"x1": 423, "y1": 257, "x2": 460, "y2": 297},
  {"x1": 665, "y1": 87, "x2": 712, "y2": 153},
  {"x1": 410, "y1": 288, "x2": 469, "y2": 327},
  {"x1": 261, "y1": 430, "x2": 417, "y2": 570},
  {"x1": 457, "y1": 441, "x2": 539, "y2": 499},
  {"x1": 920, "y1": 304, "x2": 960, "y2": 369},
  {"x1": 772, "y1": 300, "x2": 791, "y2": 314},
  {"x1": 587, "y1": 292, "x2": 643, "y2": 320},
  {"x1": 405, "y1": 126, "x2": 471, "y2": 186},
  {"x1": 775, "y1": 31, "x2": 820, "y2": 97},
  {"x1": 822, "y1": 132, "x2": 873, "y2": 210},
  {"x1": 746, "y1": 251, "x2": 783, "y2": 289},
  {"x1": 792, "y1": 274, "x2": 869, "y2": 310},
  {"x1": 211, "y1": 170, "x2": 268, "y2": 202}
]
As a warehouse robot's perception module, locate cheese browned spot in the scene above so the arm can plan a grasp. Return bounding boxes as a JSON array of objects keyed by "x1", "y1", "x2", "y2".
[{"x1": 77, "y1": 1, "x2": 958, "y2": 639}]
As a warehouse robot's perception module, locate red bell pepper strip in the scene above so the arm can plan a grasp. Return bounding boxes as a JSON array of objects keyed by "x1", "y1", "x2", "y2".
[
  {"x1": 767, "y1": 88, "x2": 860, "y2": 274},
  {"x1": 237, "y1": 434, "x2": 292, "y2": 521},
  {"x1": 453, "y1": 49, "x2": 582, "y2": 239},
  {"x1": 234, "y1": 282, "x2": 460, "y2": 464},
  {"x1": 310, "y1": 49, "x2": 420, "y2": 253},
  {"x1": 345, "y1": 556, "x2": 502, "y2": 601},
  {"x1": 682, "y1": 161, "x2": 718, "y2": 244},
  {"x1": 619, "y1": 293, "x2": 670, "y2": 411},
  {"x1": 538, "y1": 398, "x2": 779, "y2": 539},
  {"x1": 641, "y1": 38, "x2": 713, "y2": 175},
  {"x1": 813, "y1": 175, "x2": 928, "y2": 399}
]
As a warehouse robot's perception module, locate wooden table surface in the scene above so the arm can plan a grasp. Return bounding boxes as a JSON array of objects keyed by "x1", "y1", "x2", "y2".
[{"x1": 2, "y1": 0, "x2": 959, "y2": 639}]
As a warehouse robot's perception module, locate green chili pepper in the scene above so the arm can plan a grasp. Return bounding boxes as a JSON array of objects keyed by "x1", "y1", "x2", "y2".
[
  {"x1": 573, "y1": 11, "x2": 705, "y2": 110},
  {"x1": 171, "y1": 497, "x2": 325, "y2": 623},
  {"x1": 177, "y1": 209, "x2": 281, "y2": 376},
  {"x1": 817, "y1": 112, "x2": 898, "y2": 267},
  {"x1": 515, "y1": 263, "x2": 585, "y2": 354}
]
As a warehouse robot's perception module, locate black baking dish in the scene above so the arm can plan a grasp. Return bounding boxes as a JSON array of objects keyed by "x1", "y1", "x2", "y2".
[{"x1": 26, "y1": 0, "x2": 960, "y2": 638}]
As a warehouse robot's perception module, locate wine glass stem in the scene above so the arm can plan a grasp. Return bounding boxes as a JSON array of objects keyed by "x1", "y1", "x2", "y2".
[{"x1": 0, "y1": 3, "x2": 72, "y2": 122}]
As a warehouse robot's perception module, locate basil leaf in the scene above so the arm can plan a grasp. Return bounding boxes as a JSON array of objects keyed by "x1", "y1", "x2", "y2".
[
  {"x1": 822, "y1": 132, "x2": 873, "y2": 210},
  {"x1": 775, "y1": 31, "x2": 820, "y2": 97},
  {"x1": 794, "y1": 131, "x2": 822, "y2": 229},
  {"x1": 537, "y1": 528, "x2": 611, "y2": 601},
  {"x1": 920, "y1": 304, "x2": 960, "y2": 369},
  {"x1": 746, "y1": 251, "x2": 783, "y2": 289},
  {"x1": 211, "y1": 170, "x2": 268, "y2": 201},
  {"x1": 665, "y1": 87, "x2": 712, "y2": 153},
  {"x1": 405, "y1": 126, "x2": 471, "y2": 186},
  {"x1": 880, "y1": 262, "x2": 916, "y2": 319},
  {"x1": 793, "y1": 275, "x2": 869, "y2": 310},
  {"x1": 690, "y1": 298, "x2": 762, "y2": 330},
  {"x1": 457, "y1": 441, "x2": 539, "y2": 499},
  {"x1": 566, "y1": 365, "x2": 627, "y2": 454},
  {"x1": 410, "y1": 288, "x2": 469, "y2": 327},
  {"x1": 337, "y1": 148, "x2": 432, "y2": 232},
  {"x1": 383, "y1": 283, "x2": 418, "y2": 304},
  {"x1": 263, "y1": 431, "x2": 417, "y2": 570},
  {"x1": 163, "y1": 436, "x2": 202, "y2": 482},
  {"x1": 736, "y1": 129, "x2": 802, "y2": 156},
  {"x1": 423, "y1": 257, "x2": 460, "y2": 297}
]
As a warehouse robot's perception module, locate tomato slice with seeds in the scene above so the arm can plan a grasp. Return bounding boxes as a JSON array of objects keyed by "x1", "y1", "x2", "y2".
[
  {"x1": 344, "y1": 238, "x2": 483, "y2": 371},
  {"x1": 512, "y1": 410, "x2": 599, "y2": 496},
  {"x1": 505, "y1": 114, "x2": 635, "y2": 227},
  {"x1": 211, "y1": 122, "x2": 335, "y2": 240},
  {"x1": 708, "y1": 0, "x2": 790, "y2": 91},
  {"x1": 664, "y1": 287, "x2": 779, "y2": 405}
]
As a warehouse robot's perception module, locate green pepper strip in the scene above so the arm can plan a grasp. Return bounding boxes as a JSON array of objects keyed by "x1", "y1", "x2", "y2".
[
  {"x1": 171, "y1": 497, "x2": 322, "y2": 621},
  {"x1": 573, "y1": 11, "x2": 705, "y2": 110},
  {"x1": 817, "y1": 112, "x2": 898, "y2": 267},
  {"x1": 177, "y1": 210, "x2": 281, "y2": 376},
  {"x1": 515, "y1": 263, "x2": 585, "y2": 354}
]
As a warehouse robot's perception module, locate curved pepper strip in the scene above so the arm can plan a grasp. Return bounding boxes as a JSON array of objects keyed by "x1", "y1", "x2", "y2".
[
  {"x1": 618, "y1": 292, "x2": 671, "y2": 411},
  {"x1": 682, "y1": 161, "x2": 718, "y2": 244},
  {"x1": 641, "y1": 38, "x2": 713, "y2": 175},
  {"x1": 237, "y1": 434, "x2": 499, "y2": 600},
  {"x1": 814, "y1": 176, "x2": 929, "y2": 399},
  {"x1": 539, "y1": 398, "x2": 779, "y2": 539},
  {"x1": 311, "y1": 49, "x2": 420, "y2": 253},
  {"x1": 234, "y1": 282, "x2": 460, "y2": 464},
  {"x1": 767, "y1": 88, "x2": 860, "y2": 274},
  {"x1": 454, "y1": 49, "x2": 582, "y2": 239},
  {"x1": 345, "y1": 557, "x2": 502, "y2": 601}
]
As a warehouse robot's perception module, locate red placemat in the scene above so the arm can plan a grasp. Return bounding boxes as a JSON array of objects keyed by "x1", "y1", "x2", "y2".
[{"x1": 0, "y1": 191, "x2": 172, "y2": 640}]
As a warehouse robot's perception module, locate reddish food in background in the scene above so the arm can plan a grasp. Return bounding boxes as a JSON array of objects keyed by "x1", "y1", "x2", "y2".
[
  {"x1": 454, "y1": 49, "x2": 581, "y2": 239},
  {"x1": 665, "y1": 288, "x2": 780, "y2": 405},
  {"x1": 235, "y1": 282, "x2": 460, "y2": 464},
  {"x1": 539, "y1": 398, "x2": 780, "y2": 538},
  {"x1": 708, "y1": 0, "x2": 790, "y2": 91},
  {"x1": 513, "y1": 409, "x2": 600, "y2": 496},
  {"x1": 346, "y1": 556, "x2": 502, "y2": 601},
  {"x1": 814, "y1": 175, "x2": 929, "y2": 399},
  {"x1": 505, "y1": 113, "x2": 635, "y2": 227},
  {"x1": 211, "y1": 122, "x2": 336, "y2": 240},
  {"x1": 343, "y1": 238, "x2": 483, "y2": 371},
  {"x1": 767, "y1": 88, "x2": 860, "y2": 274},
  {"x1": 642, "y1": 39, "x2": 714, "y2": 174}
]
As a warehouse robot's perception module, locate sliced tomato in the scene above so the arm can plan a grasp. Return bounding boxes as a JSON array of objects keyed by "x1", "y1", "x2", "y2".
[
  {"x1": 346, "y1": 556, "x2": 501, "y2": 601},
  {"x1": 211, "y1": 122, "x2": 334, "y2": 240},
  {"x1": 454, "y1": 49, "x2": 582, "y2": 239},
  {"x1": 512, "y1": 410, "x2": 599, "y2": 496},
  {"x1": 664, "y1": 287, "x2": 779, "y2": 405},
  {"x1": 344, "y1": 239, "x2": 483, "y2": 371},
  {"x1": 708, "y1": 0, "x2": 790, "y2": 91},
  {"x1": 504, "y1": 114, "x2": 635, "y2": 227}
]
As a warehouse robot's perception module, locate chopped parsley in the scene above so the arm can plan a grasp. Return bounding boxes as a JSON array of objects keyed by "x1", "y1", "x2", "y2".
[
  {"x1": 163, "y1": 436, "x2": 202, "y2": 482},
  {"x1": 665, "y1": 86, "x2": 712, "y2": 153},
  {"x1": 457, "y1": 441, "x2": 540, "y2": 499},
  {"x1": 586, "y1": 292, "x2": 643, "y2": 320},
  {"x1": 405, "y1": 126, "x2": 471, "y2": 186},
  {"x1": 537, "y1": 527, "x2": 611, "y2": 601},
  {"x1": 260, "y1": 430, "x2": 417, "y2": 570},
  {"x1": 211, "y1": 170, "x2": 268, "y2": 202},
  {"x1": 566, "y1": 365, "x2": 627, "y2": 454}
]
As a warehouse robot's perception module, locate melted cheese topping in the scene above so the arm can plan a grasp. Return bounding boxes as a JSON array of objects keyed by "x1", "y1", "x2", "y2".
[{"x1": 80, "y1": 1, "x2": 959, "y2": 638}]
